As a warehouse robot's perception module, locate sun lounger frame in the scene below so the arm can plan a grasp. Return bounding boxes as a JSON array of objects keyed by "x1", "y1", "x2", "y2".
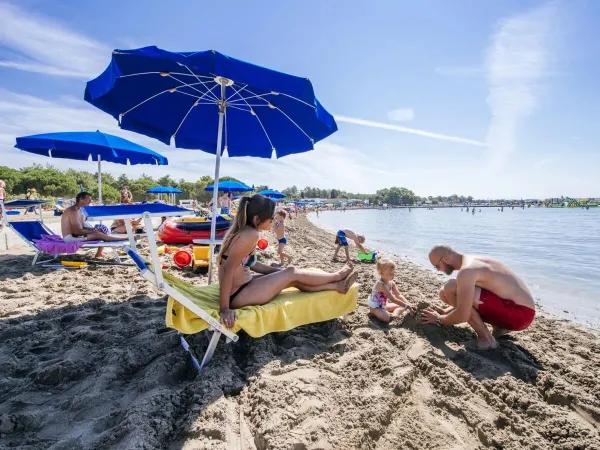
[
  {"x1": 1, "y1": 201, "x2": 128, "y2": 265},
  {"x1": 130, "y1": 212, "x2": 238, "y2": 371}
]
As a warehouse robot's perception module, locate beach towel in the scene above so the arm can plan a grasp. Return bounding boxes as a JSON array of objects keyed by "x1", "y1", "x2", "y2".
[
  {"x1": 32, "y1": 234, "x2": 101, "y2": 255},
  {"x1": 164, "y1": 271, "x2": 357, "y2": 337}
]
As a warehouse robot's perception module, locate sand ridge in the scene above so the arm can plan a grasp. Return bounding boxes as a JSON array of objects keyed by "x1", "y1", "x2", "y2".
[{"x1": 0, "y1": 215, "x2": 599, "y2": 449}]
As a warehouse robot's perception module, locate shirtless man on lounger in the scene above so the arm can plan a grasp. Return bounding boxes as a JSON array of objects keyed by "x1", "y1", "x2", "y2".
[
  {"x1": 61, "y1": 192, "x2": 127, "y2": 257},
  {"x1": 421, "y1": 244, "x2": 536, "y2": 349}
]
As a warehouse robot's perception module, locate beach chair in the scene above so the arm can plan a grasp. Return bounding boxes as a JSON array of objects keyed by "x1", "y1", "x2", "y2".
[
  {"x1": 8, "y1": 220, "x2": 129, "y2": 265},
  {"x1": 129, "y1": 212, "x2": 358, "y2": 372}
]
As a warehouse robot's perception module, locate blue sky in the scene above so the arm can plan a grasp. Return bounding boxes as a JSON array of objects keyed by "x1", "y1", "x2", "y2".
[{"x1": 1, "y1": 0, "x2": 598, "y2": 198}]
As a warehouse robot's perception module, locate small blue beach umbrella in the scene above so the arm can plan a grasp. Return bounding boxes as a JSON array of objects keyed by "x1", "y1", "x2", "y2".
[
  {"x1": 15, "y1": 131, "x2": 168, "y2": 204},
  {"x1": 258, "y1": 189, "x2": 286, "y2": 199},
  {"x1": 204, "y1": 180, "x2": 253, "y2": 193}
]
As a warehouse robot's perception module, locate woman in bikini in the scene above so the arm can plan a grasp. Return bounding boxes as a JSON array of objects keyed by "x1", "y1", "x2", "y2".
[{"x1": 218, "y1": 194, "x2": 358, "y2": 328}]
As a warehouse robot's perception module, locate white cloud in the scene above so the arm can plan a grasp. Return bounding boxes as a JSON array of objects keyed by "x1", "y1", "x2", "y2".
[
  {"x1": 387, "y1": 108, "x2": 414, "y2": 122},
  {"x1": 334, "y1": 115, "x2": 486, "y2": 147},
  {"x1": 0, "y1": 1, "x2": 109, "y2": 78},
  {"x1": 484, "y1": 2, "x2": 557, "y2": 169}
]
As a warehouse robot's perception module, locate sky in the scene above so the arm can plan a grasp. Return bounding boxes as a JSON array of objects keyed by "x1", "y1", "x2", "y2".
[{"x1": 1, "y1": 0, "x2": 599, "y2": 199}]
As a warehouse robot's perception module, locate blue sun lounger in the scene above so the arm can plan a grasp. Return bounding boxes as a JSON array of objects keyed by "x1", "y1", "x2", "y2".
[{"x1": 1, "y1": 199, "x2": 130, "y2": 265}]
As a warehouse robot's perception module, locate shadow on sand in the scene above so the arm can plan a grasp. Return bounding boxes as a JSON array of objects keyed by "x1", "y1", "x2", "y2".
[{"x1": 0, "y1": 292, "x2": 348, "y2": 449}]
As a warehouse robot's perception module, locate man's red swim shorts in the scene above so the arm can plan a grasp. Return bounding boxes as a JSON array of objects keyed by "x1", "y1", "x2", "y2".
[{"x1": 478, "y1": 289, "x2": 535, "y2": 331}]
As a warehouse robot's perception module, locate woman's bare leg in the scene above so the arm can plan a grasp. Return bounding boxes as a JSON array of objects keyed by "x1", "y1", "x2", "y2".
[
  {"x1": 292, "y1": 270, "x2": 358, "y2": 294},
  {"x1": 231, "y1": 265, "x2": 356, "y2": 308}
]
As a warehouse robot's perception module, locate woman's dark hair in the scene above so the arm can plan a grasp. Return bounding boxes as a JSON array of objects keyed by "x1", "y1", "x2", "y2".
[{"x1": 218, "y1": 194, "x2": 275, "y2": 262}]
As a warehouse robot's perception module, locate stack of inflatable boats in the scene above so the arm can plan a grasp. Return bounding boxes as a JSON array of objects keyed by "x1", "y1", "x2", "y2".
[{"x1": 157, "y1": 215, "x2": 231, "y2": 244}]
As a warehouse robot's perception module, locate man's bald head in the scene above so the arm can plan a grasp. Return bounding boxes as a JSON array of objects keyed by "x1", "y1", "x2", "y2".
[{"x1": 429, "y1": 244, "x2": 458, "y2": 275}]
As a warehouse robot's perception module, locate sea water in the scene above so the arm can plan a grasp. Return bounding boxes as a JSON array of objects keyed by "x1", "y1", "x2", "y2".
[{"x1": 310, "y1": 207, "x2": 600, "y2": 328}]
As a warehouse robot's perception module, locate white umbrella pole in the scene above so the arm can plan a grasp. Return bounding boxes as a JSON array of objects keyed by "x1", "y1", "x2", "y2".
[
  {"x1": 97, "y1": 155, "x2": 103, "y2": 205},
  {"x1": 208, "y1": 82, "x2": 227, "y2": 284}
]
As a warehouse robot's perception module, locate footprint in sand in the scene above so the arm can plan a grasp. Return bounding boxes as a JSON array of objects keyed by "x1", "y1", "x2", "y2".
[{"x1": 406, "y1": 337, "x2": 429, "y2": 361}]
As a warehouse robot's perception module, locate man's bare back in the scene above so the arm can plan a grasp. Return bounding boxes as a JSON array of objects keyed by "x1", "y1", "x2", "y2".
[
  {"x1": 422, "y1": 244, "x2": 536, "y2": 349},
  {"x1": 61, "y1": 206, "x2": 85, "y2": 238},
  {"x1": 462, "y1": 255, "x2": 534, "y2": 309}
]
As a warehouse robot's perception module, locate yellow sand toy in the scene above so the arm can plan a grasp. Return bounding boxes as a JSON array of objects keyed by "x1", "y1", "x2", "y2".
[
  {"x1": 157, "y1": 244, "x2": 180, "y2": 255},
  {"x1": 61, "y1": 261, "x2": 88, "y2": 268},
  {"x1": 192, "y1": 246, "x2": 210, "y2": 273}
]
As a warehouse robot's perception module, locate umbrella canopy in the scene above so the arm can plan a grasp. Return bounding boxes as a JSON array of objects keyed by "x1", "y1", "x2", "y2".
[
  {"x1": 85, "y1": 47, "x2": 337, "y2": 158},
  {"x1": 15, "y1": 131, "x2": 167, "y2": 204},
  {"x1": 204, "y1": 180, "x2": 253, "y2": 192},
  {"x1": 258, "y1": 189, "x2": 285, "y2": 199},
  {"x1": 85, "y1": 46, "x2": 337, "y2": 280},
  {"x1": 147, "y1": 186, "x2": 182, "y2": 205},
  {"x1": 146, "y1": 186, "x2": 173, "y2": 194}
]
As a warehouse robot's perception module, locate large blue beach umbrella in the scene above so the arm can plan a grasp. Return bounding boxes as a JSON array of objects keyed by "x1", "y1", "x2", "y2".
[
  {"x1": 204, "y1": 180, "x2": 253, "y2": 193},
  {"x1": 258, "y1": 189, "x2": 285, "y2": 199},
  {"x1": 85, "y1": 46, "x2": 337, "y2": 278},
  {"x1": 15, "y1": 131, "x2": 168, "y2": 204}
]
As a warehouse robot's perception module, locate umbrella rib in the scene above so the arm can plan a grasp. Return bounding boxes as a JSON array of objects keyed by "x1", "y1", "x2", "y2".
[
  {"x1": 121, "y1": 80, "x2": 211, "y2": 116},
  {"x1": 172, "y1": 102, "x2": 198, "y2": 138},
  {"x1": 226, "y1": 84, "x2": 248, "y2": 102},
  {"x1": 228, "y1": 85, "x2": 314, "y2": 145},
  {"x1": 178, "y1": 64, "x2": 221, "y2": 101},
  {"x1": 121, "y1": 89, "x2": 172, "y2": 117},
  {"x1": 228, "y1": 92, "x2": 273, "y2": 104},
  {"x1": 231, "y1": 96, "x2": 275, "y2": 152},
  {"x1": 278, "y1": 93, "x2": 316, "y2": 109},
  {"x1": 275, "y1": 108, "x2": 314, "y2": 144},
  {"x1": 227, "y1": 104, "x2": 252, "y2": 112},
  {"x1": 168, "y1": 74, "x2": 220, "y2": 101},
  {"x1": 119, "y1": 71, "x2": 213, "y2": 80}
]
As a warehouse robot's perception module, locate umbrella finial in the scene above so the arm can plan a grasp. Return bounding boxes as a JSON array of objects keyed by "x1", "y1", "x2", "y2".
[{"x1": 215, "y1": 76, "x2": 233, "y2": 87}]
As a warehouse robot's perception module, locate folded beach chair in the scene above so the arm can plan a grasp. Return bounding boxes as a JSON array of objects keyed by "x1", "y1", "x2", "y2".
[
  {"x1": 128, "y1": 212, "x2": 358, "y2": 372},
  {"x1": 8, "y1": 220, "x2": 129, "y2": 265}
]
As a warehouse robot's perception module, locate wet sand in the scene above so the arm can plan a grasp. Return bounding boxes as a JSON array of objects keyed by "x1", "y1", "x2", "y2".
[{"x1": 0, "y1": 215, "x2": 599, "y2": 449}]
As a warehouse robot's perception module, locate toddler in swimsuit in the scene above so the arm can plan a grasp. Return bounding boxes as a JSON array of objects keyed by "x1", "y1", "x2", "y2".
[
  {"x1": 272, "y1": 210, "x2": 292, "y2": 266},
  {"x1": 368, "y1": 258, "x2": 414, "y2": 323}
]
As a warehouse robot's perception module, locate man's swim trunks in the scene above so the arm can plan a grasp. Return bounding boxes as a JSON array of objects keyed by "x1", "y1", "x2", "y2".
[
  {"x1": 335, "y1": 230, "x2": 348, "y2": 246},
  {"x1": 478, "y1": 289, "x2": 535, "y2": 331}
]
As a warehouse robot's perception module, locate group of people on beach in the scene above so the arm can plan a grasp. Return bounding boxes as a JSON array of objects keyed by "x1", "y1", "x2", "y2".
[
  {"x1": 58, "y1": 191, "x2": 535, "y2": 350},
  {"x1": 216, "y1": 194, "x2": 536, "y2": 350}
]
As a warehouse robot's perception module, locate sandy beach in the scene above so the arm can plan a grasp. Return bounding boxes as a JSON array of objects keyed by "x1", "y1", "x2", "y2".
[{"x1": 1, "y1": 215, "x2": 599, "y2": 449}]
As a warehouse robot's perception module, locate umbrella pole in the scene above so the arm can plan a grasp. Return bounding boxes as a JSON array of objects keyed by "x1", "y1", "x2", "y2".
[
  {"x1": 97, "y1": 155, "x2": 103, "y2": 205},
  {"x1": 208, "y1": 82, "x2": 227, "y2": 284}
]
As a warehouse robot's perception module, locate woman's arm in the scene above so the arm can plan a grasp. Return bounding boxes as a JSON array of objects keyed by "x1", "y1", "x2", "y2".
[{"x1": 219, "y1": 231, "x2": 256, "y2": 311}]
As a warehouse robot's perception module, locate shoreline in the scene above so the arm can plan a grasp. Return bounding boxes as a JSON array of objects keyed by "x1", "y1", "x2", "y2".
[{"x1": 0, "y1": 215, "x2": 599, "y2": 448}]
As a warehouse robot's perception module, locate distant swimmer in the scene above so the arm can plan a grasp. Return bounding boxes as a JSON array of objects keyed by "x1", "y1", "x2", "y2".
[{"x1": 422, "y1": 245, "x2": 536, "y2": 350}]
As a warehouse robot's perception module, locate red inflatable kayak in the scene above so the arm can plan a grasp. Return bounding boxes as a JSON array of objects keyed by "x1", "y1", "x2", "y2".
[{"x1": 157, "y1": 218, "x2": 228, "y2": 244}]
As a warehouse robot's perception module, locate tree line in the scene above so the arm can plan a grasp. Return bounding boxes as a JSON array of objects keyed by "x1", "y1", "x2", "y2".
[{"x1": 0, "y1": 164, "x2": 500, "y2": 206}]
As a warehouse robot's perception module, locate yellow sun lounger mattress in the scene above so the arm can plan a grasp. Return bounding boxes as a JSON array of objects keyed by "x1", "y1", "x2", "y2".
[{"x1": 164, "y1": 271, "x2": 358, "y2": 337}]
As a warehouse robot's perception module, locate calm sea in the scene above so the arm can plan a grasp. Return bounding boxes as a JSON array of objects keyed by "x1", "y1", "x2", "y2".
[{"x1": 310, "y1": 207, "x2": 600, "y2": 328}]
